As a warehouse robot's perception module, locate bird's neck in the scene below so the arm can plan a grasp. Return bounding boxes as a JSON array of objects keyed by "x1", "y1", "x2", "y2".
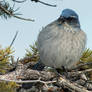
[
  {"x1": 65, "y1": 22, "x2": 80, "y2": 28},
  {"x1": 62, "y1": 22, "x2": 80, "y2": 33}
]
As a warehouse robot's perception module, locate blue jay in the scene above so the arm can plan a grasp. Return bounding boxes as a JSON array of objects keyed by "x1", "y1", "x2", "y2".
[{"x1": 37, "y1": 9, "x2": 87, "y2": 69}]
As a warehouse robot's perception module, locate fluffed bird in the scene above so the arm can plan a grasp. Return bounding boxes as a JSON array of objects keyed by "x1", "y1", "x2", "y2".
[{"x1": 37, "y1": 9, "x2": 87, "y2": 69}]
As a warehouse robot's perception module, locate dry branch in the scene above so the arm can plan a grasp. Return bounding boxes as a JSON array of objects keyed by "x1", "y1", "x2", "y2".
[
  {"x1": 13, "y1": 0, "x2": 57, "y2": 7},
  {"x1": 58, "y1": 77, "x2": 90, "y2": 92},
  {"x1": 72, "y1": 62, "x2": 92, "y2": 70},
  {"x1": 0, "y1": 57, "x2": 92, "y2": 92},
  {"x1": 0, "y1": 68, "x2": 91, "y2": 92}
]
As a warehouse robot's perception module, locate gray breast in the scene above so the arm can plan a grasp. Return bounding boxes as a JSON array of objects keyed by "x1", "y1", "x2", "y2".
[{"x1": 37, "y1": 22, "x2": 86, "y2": 69}]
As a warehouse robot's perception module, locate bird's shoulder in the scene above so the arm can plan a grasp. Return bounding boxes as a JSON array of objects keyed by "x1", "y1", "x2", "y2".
[
  {"x1": 77, "y1": 29, "x2": 87, "y2": 39},
  {"x1": 38, "y1": 20, "x2": 59, "y2": 36},
  {"x1": 47, "y1": 20, "x2": 58, "y2": 26}
]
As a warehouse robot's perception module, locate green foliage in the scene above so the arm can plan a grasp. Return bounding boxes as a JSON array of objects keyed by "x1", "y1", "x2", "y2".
[
  {"x1": 26, "y1": 42, "x2": 38, "y2": 56},
  {"x1": 80, "y1": 48, "x2": 92, "y2": 68},
  {"x1": 80, "y1": 48, "x2": 92, "y2": 80},
  {"x1": 0, "y1": 1, "x2": 34, "y2": 21},
  {"x1": 80, "y1": 48, "x2": 92, "y2": 63},
  {"x1": 25, "y1": 42, "x2": 39, "y2": 63},
  {"x1": 0, "y1": 46, "x2": 18, "y2": 92},
  {"x1": 0, "y1": 1, "x2": 16, "y2": 19},
  {"x1": 0, "y1": 46, "x2": 14, "y2": 74},
  {"x1": 0, "y1": 81, "x2": 18, "y2": 92}
]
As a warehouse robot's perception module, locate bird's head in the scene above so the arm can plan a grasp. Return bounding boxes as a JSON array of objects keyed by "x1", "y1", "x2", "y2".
[
  {"x1": 58, "y1": 9, "x2": 80, "y2": 27},
  {"x1": 61, "y1": 9, "x2": 78, "y2": 19}
]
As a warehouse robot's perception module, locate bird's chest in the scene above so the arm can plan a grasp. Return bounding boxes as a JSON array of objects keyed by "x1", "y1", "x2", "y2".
[
  {"x1": 39, "y1": 26, "x2": 86, "y2": 69},
  {"x1": 44, "y1": 27, "x2": 82, "y2": 56}
]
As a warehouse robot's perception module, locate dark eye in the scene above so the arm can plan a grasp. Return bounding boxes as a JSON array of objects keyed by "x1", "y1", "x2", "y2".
[
  {"x1": 66, "y1": 17, "x2": 77, "y2": 22},
  {"x1": 67, "y1": 17, "x2": 74, "y2": 20}
]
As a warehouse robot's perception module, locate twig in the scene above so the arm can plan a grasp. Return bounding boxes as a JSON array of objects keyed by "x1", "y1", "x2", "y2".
[
  {"x1": 0, "y1": 31, "x2": 18, "y2": 61},
  {"x1": 77, "y1": 68, "x2": 92, "y2": 74},
  {"x1": 11, "y1": 56, "x2": 15, "y2": 65},
  {"x1": 38, "y1": 0, "x2": 57, "y2": 7},
  {"x1": 0, "y1": 78, "x2": 56, "y2": 84},
  {"x1": 59, "y1": 77, "x2": 90, "y2": 92},
  {"x1": 13, "y1": 0, "x2": 57, "y2": 7},
  {"x1": 31, "y1": 0, "x2": 57, "y2": 7},
  {"x1": 71, "y1": 62, "x2": 92, "y2": 70},
  {"x1": 13, "y1": 15, "x2": 34, "y2": 21},
  {"x1": 12, "y1": 0, "x2": 27, "y2": 3},
  {"x1": 0, "y1": 4, "x2": 34, "y2": 21},
  {"x1": 9, "y1": 31, "x2": 18, "y2": 48}
]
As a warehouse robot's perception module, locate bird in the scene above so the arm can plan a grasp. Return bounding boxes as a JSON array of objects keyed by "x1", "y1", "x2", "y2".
[{"x1": 37, "y1": 9, "x2": 87, "y2": 70}]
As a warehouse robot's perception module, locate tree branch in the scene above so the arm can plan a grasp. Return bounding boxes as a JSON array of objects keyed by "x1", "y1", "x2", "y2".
[
  {"x1": 58, "y1": 77, "x2": 90, "y2": 92},
  {"x1": 12, "y1": 0, "x2": 27, "y2": 3},
  {"x1": 9, "y1": 31, "x2": 18, "y2": 48},
  {"x1": 0, "y1": 59, "x2": 92, "y2": 92},
  {"x1": 31, "y1": 0, "x2": 57, "y2": 7},
  {"x1": 0, "y1": 4, "x2": 34, "y2": 21},
  {"x1": 12, "y1": 0, "x2": 57, "y2": 7},
  {"x1": 71, "y1": 62, "x2": 92, "y2": 70}
]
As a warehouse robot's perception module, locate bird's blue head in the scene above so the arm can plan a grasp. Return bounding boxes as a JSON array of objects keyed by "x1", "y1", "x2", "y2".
[
  {"x1": 58, "y1": 9, "x2": 80, "y2": 27},
  {"x1": 61, "y1": 9, "x2": 78, "y2": 19}
]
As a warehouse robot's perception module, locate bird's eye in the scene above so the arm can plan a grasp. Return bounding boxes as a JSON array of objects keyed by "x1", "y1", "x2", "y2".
[
  {"x1": 66, "y1": 17, "x2": 77, "y2": 22},
  {"x1": 67, "y1": 17, "x2": 73, "y2": 20}
]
